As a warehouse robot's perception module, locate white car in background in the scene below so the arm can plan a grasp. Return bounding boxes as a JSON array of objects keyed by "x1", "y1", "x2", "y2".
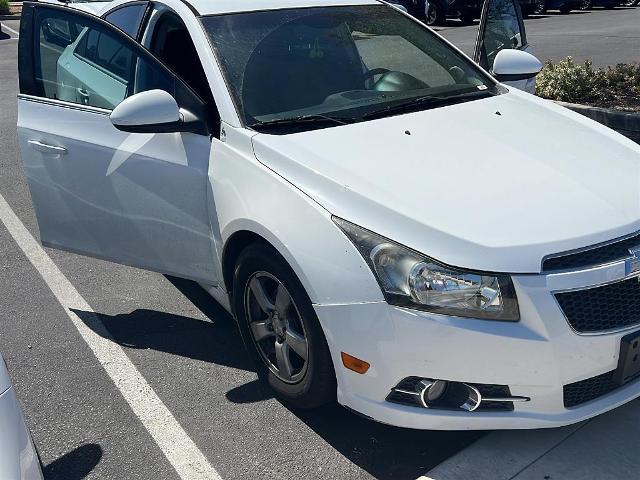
[
  {"x1": 16, "y1": 0, "x2": 640, "y2": 431},
  {"x1": 0, "y1": 356, "x2": 43, "y2": 480}
]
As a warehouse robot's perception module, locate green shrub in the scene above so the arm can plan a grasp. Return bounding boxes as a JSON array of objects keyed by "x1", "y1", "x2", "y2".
[
  {"x1": 604, "y1": 63, "x2": 640, "y2": 98},
  {"x1": 536, "y1": 57, "x2": 609, "y2": 104},
  {"x1": 0, "y1": 0, "x2": 9, "y2": 15},
  {"x1": 536, "y1": 57, "x2": 640, "y2": 111}
]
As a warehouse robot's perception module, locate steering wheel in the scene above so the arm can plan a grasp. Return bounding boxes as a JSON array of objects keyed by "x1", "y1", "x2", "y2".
[{"x1": 363, "y1": 68, "x2": 391, "y2": 82}]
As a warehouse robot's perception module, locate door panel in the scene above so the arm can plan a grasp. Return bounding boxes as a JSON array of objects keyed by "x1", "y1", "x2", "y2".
[
  {"x1": 17, "y1": 3, "x2": 219, "y2": 283},
  {"x1": 474, "y1": 0, "x2": 535, "y2": 93}
]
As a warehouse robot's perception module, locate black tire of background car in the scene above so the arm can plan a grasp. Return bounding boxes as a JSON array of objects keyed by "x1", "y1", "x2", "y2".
[
  {"x1": 425, "y1": 3, "x2": 443, "y2": 25},
  {"x1": 232, "y1": 243, "x2": 337, "y2": 409},
  {"x1": 579, "y1": 0, "x2": 593, "y2": 9},
  {"x1": 533, "y1": 0, "x2": 548, "y2": 14},
  {"x1": 620, "y1": 0, "x2": 635, "y2": 5}
]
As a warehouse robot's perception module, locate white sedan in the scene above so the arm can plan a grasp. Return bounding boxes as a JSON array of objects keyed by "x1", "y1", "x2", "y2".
[
  {"x1": 16, "y1": 0, "x2": 640, "y2": 430},
  {"x1": 0, "y1": 356, "x2": 43, "y2": 480}
]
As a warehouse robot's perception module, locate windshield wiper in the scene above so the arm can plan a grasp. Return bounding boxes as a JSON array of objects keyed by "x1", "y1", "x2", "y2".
[
  {"x1": 247, "y1": 113, "x2": 353, "y2": 131},
  {"x1": 360, "y1": 90, "x2": 495, "y2": 121}
]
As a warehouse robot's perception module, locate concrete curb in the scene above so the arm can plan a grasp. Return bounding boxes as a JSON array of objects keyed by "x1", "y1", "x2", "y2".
[{"x1": 556, "y1": 101, "x2": 640, "y2": 144}]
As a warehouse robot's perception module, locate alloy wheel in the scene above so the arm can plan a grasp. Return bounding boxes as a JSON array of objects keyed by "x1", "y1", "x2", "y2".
[
  {"x1": 245, "y1": 272, "x2": 309, "y2": 384},
  {"x1": 425, "y1": 4, "x2": 439, "y2": 25}
]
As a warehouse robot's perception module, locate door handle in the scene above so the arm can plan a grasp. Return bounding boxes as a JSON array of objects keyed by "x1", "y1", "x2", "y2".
[
  {"x1": 28, "y1": 140, "x2": 68, "y2": 155},
  {"x1": 77, "y1": 87, "x2": 90, "y2": 104}
]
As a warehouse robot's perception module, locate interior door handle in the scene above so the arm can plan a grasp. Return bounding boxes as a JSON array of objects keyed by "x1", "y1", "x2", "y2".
[{"x1": 28, "y1": 140, "x2": 67, "y2": 155}]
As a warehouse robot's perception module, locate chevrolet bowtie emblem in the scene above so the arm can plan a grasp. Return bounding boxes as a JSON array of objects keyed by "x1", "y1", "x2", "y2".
[{"x1": 625, "y1": 246, "x2": 640, "y2": 276}]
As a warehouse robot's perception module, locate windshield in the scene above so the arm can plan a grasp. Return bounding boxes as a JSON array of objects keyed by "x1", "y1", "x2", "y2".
[{"x1": 202, "y1": 5, "x2": 499, "y2": 132}]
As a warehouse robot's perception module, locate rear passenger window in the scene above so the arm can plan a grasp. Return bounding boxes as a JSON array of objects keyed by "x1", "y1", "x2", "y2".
[{"x1": 32, "y1": 7, "x2": 173, "y2": 110}]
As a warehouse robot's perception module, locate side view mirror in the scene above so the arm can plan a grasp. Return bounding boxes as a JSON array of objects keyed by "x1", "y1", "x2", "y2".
[
  {"x1": 110, "y1": 90, "x2": 201, "y2": 134},
  {"x1": 492, "y1": 49, "x2": 543, "y2": 83}
]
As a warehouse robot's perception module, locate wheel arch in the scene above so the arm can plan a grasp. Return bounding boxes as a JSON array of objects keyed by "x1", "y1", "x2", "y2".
[{"x1": 221, "y1": 222, "x2": 318, "y2": 304}]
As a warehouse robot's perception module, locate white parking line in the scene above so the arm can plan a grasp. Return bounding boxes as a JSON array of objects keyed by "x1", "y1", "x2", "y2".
[
  {"x1": 1, "y1": 23, "x2": 20, "y2": 38},
  {"x1": 0, "y1": 192, "x2": 222, "y2": 480}
]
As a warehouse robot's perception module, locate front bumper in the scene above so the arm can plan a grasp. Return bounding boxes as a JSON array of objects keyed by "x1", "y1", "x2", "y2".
[{"x1": 315, "y1": 260, "x2": 640, "y2": 430}]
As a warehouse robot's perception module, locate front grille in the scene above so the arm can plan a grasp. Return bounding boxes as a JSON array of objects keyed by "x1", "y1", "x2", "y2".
[
  {"x1": 543, "y1": 232, "x2": 640, "y2": 272},
  {"x1": 555, "y1": 277, "x2": 640, "y2": 333},
  {"x1": 564, "y1": 371, "x2": 619, "y2": 408}
]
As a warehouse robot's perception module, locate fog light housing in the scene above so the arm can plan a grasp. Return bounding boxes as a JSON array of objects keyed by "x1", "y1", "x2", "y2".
[
  {"x1": 417, "y1": 379, "x2": 481, "y2": 411},
  {"x1": 387, "y1": 377, "x2": 530, "y2": 412}
]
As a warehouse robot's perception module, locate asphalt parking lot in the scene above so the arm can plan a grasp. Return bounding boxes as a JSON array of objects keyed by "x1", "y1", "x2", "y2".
[{"x1": 0, "y1": 6, "x2": 639, "y2": 480}]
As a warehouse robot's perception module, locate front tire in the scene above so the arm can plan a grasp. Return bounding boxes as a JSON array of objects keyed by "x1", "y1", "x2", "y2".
[{"x1": 232, "y1": 243, "x2": 336, "y2": 409}]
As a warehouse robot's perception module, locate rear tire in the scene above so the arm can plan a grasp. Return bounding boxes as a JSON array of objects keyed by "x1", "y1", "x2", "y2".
[
  {"x1": 578, "y1": 0, "x2": 592, "y2": 9},
  {"x1": 232, "y1": 243, "x2": 336, "y2": 409}
]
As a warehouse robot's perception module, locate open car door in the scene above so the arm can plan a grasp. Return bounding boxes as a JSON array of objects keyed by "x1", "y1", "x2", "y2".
[
  {"x1": 17, "y1": 2, "x2": 220, "y2": 284},
  {"x1": 473, "y1": 0, "x2": 536, "y2": 93}
]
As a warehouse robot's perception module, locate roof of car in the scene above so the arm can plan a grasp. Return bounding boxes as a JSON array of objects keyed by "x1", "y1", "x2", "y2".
[{"x1": 183, "y1": 0, "x2": 380, "y2": 16}]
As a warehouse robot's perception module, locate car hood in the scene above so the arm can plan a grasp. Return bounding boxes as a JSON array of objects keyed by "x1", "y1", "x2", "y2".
[{"x1": 251, "y1": 89, "x2": 640, "y2": 273}]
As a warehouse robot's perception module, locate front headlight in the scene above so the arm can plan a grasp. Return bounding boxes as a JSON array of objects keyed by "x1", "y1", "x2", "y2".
[{"x1": 334, "y1": 217, "x2": 519, "y2": 321}]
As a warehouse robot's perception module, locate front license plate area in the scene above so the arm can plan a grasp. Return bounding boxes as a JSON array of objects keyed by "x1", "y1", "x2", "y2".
[{"x1": 614, "y1": 330, "x2": 640, "y2": 385}]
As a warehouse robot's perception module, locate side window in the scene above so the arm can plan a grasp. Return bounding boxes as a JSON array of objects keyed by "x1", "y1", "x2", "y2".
[
  {"x1": 479, "y1": 0, "x2": 524, "y2": 71},
  {"x1": 147, "y1": 12, "x2": 221, "y2": 133},
  {"x1": 32, "y1": 7, "x2": 174, "y2": 110},
  {"x1": 105, "y1": 4, "x2": 148, "y2": 39}
]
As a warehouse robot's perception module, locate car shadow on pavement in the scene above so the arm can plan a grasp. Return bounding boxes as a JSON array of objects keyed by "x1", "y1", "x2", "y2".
[
  {"x1": 43, "y1": 443, "x2": 103, "y2": 480},
  {"x1": 70, "y1": 276, "x2": 253, "y2": 371},
  {"x1": 74, "y1": 277, "x2": 483, "y2": 479},
  {"x1": 227, "y1": 376, "x2": 483, "y2": 479}
]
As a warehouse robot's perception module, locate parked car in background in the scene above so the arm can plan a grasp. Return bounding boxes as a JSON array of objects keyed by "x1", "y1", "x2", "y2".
[
  {"x1": 579, "y1": 0, "x2": 620, "y2": 9},
  {"x1": 531, "y1": 0, "x2": 580, "y2": 13},
  {"x1": 518, "y1": 0, "x2": 539, "y2": 16},
  {"x1": 0, "y1": 355, "x2": 43, "y2": 480},
  {"x1": 392, "y1": 0, "x2": 483, "y2": 25}
]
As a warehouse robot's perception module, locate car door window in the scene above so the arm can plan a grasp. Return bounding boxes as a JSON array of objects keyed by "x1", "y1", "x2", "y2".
[
  {"x1": 31, "y1": 7, "x2": 174, "y2": 110},
  {"x1": 478, "y1": 0, "x2": 525, "y2": 71},
  {"x1": 146, "y1": 11, "x2": 220, "y2": 132},
  {"x1": 104, "y1": 3, "x2": 148, "y2": 39}
]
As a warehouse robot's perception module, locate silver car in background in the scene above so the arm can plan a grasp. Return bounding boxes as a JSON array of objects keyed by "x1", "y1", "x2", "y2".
[{"x1": 0, "y1": 355, "x2": 43, "y2": 480}]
